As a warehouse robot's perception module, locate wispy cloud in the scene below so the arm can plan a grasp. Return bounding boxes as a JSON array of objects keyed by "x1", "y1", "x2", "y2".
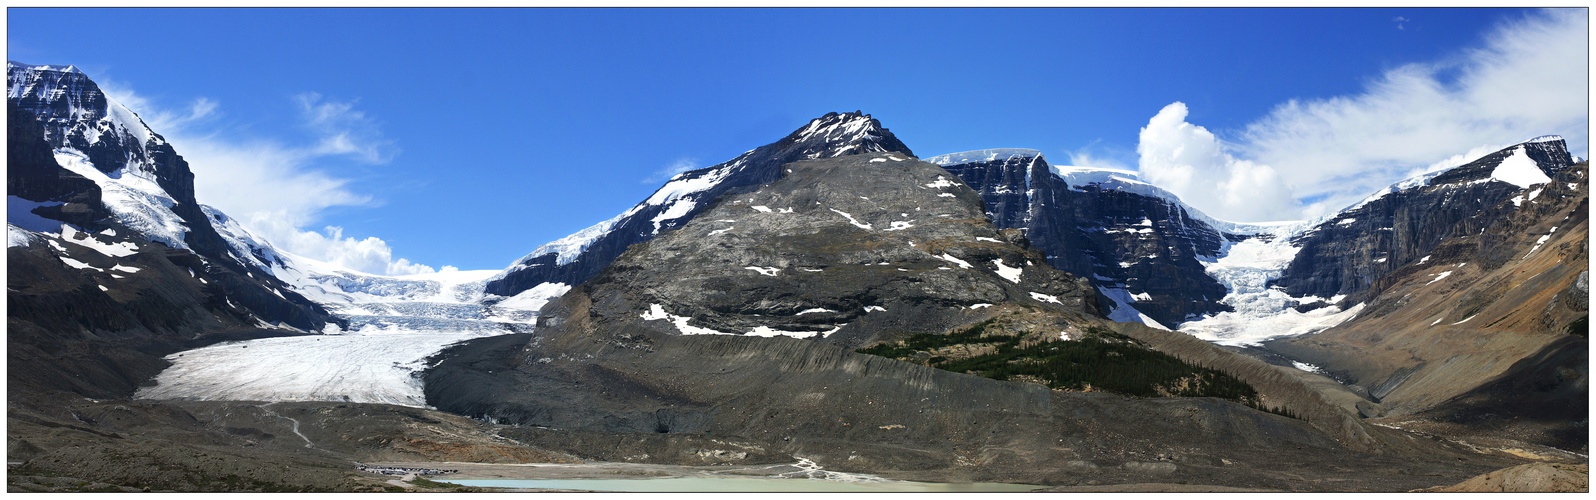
[
  {"x1": 1393, "y1": 16, "x2": 1409, "y2": 30},
  {"x1": 98, "y1": 85, "x2": 435, "y2": 275},
  {"x1": 1137, "y1": 8, "x2": 1586, "y2": 222},
  {"x1": 295, "y1": 92, "x2": 394, "y2": 163},
  {"x1": 643, "y1": 157, "x2": 700, "y2": 184}
]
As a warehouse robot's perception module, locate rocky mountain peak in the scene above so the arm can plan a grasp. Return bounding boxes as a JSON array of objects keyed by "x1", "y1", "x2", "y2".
[
  {"x1": 776, "y1": 110, "x2": 915, "y2": 159},
  {"x1": 484, "y1": 111, "x2": 916, "y2": 298},
  {"x1": 7, "y1": 61, "x2": 167, "y2": 178}
]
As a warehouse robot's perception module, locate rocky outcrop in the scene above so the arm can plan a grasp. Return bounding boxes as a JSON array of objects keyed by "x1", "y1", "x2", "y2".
[
  {"x1": 934, "y1": 150, "x2": 1237, "y2": 327},
  {"x1": 485, "y1": 111, "x2": 915, "y2": 298},
  {"x1": 1416, "y1": 463, "x2": 1588, "y2": 493},
  {"x1": 1273, "y1": 138, "x2": 1578, "y2": 301}
]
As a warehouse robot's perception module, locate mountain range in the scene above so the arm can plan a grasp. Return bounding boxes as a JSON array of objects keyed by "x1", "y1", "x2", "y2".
[{"x1": 7, "y1": 61, "x2": 1587, "y2": 492}]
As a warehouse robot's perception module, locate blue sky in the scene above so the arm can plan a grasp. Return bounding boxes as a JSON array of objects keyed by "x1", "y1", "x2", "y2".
[{"x1": 8, "y1": 8, "x2": 1588, "y2": 274}]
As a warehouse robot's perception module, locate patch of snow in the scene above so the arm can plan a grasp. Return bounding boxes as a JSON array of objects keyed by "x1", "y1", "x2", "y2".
[
  {"x1": 745, "y1": 324, "x2": 845, "y2": 339},
  {"x1": 650, "y1": 198, "x2": 697, "y2": 234},
  {"x1": 98, "y1": 285, "x2": 109, "y2": 292},
  {"x1": 745, "y1": 266, "x2": 780, "y2": 276},
  {"x1": 778, "y1": 207, "x2": 794, "y2": 214},
  {"x1": 1029, "y1": 292, "x2": 1062, "y2": 304},
  {"x1": 1524, "y1": 226, "x2": 1559, "y2": 258},
  {"x1": 1491, "y1": 145, "x2": 1553, "y2": 188},
  {"x1": 59, "y1": 256, "x2": 102, "y2": 271},
  {"x1": 864, "y1": 306, "x2": 886, "y2": 312},
  {"x1": 494, "y1": 282, "x2": 571, "y2": 312},
  {"x1": 752, "y1": 205, "x2": 773, "y2": 213},
  {"x1": 884, "y1": 220, "x2": 914, "y2": 231},
  {"x1": 936, "y1": 253, "x2": 973, "y2": 269},
  {"x1": 976, "y1": 237, "x2": 1002, "y2": 243},
  {"x1": 708, "y1": 227, "x2": 734, "y2": 237},
  {"x1": 110, "y1": 264, "x2": 141, "y2": 273},
  {"x1": 61, "y1": 225, "x2": 139, "y2": 257},
  {"x1": 869, "y1": 158, "x2": 887, "y2": 163},
  {"x1": 829, "y1": 208, "x2": 872, "y2": 230},
  {"x1": 992, "y1": 259, "x2": 1022, "y2": 283},
  {"x1": 924, "y1": 176, "x2": 958, "y2": 189},
  {"x1": 969, "y1": 303, "x2": 993, "y2": 309},
  {"x1": 1291, "y1": 361, "x2": 1324, "y2": 374},
  {"x1": 1131, "y1": 292, "x2": 1152, "y2": 301},
  {"x1": 937, "y1": 193, "x2": 956, "y2": 198},
  {"x1": 796, "y1": 308, "x2": 836, "y2": 315},
  {"x1": 1097, "y1": 285, "x2": 1170, "y2": 330},
  {"x1": 1431, "y1": 317, "x2": 1444, "y2": 326},
  {"x1": 1427, "y1": 271, "x2": 1453, "y2": 285}
]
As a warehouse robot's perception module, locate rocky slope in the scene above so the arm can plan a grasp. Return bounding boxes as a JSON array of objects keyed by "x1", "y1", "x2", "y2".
[
  {"x1": 422, "y1": 151, "x2": 1510, "y2": 489},
  {"x1": 1267, "y1": 159, "x2": 1589, "y2": 452},
  {"x1": 484, "y1": 111, "x2": 915, "y2": 299}
]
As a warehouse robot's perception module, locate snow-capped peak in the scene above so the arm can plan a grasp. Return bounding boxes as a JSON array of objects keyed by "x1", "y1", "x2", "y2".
[
  {"x1": 1527, "y1": 134, "x2": 1564, "y2": 144},
  {"x1": 925, "y1": 148, "x2": 1041, "y2": 166},
  {"x1": 7, "y1": 60, "x2": 82, "y2": 74},
  {"x1": 791, "y1": 111, "x2": 884, "y2": 150}
]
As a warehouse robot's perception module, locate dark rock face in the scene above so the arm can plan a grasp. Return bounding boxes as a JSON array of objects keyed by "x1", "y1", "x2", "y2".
[
  {"x1": 7, "y1": 102, "x2": 109, "y2": 227},
  {"x1": 7, "y1": 62, "x2": 342, "y2": 402},
  {"x1": 485, "y1": 111, "x2": 915, "y2": 298},
  {"x1": 6, "y1": 62, "x2": 334, "y2": 333},
  {"x1": 1273, "y1": 139, "x2": 1577, "y2": 300},
  {"x1": 937, "y1": 151, "x2": 1235, "y2": 327}
]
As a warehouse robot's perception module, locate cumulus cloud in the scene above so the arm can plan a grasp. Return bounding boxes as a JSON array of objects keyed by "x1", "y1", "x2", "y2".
[
  {"x1": 99, "y1": 85, "x2": 436, "y2": 275},
  {"x1": 243, "y1": 216, "x2": 437, "y2": 275},
  {"x1": 1137, "y1": 102, "x2": 1301, "y2": 222},
  {"x1": 1132, "y1": 9, "x2": 1586, "y2": 222},
  {"x1": 643, "y1": 157, "x2": 700, "y2": 184},
  {"x1": 1234, "y1": 8, "x2": 1587, "y2": 219}
]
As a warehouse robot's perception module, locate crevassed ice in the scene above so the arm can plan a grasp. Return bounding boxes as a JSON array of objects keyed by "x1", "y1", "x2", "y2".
[{"x1": 1179, "y1": 230, "x2": 1362, "y2": 346}]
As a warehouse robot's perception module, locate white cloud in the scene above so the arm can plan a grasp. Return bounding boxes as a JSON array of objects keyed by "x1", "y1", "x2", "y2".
[
  {"x1": 1235, "y1": 8, "x2": 1587, "y2": 219},
  {"x1": 243, "y1": 216, "x2": 437, "y2": 275},
  {"x1": 643, "y1": 157, "x2": 700, "y2": 184},
  {"x1": 1137, "y1": 102, "x2": 1301, "y2": 222},
  {"x1": 295, "y1": 92, "x2": 394, "y2": 163},
  {"x1": 98, "y1": 85, "x2": 434, "y2": 276}
]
